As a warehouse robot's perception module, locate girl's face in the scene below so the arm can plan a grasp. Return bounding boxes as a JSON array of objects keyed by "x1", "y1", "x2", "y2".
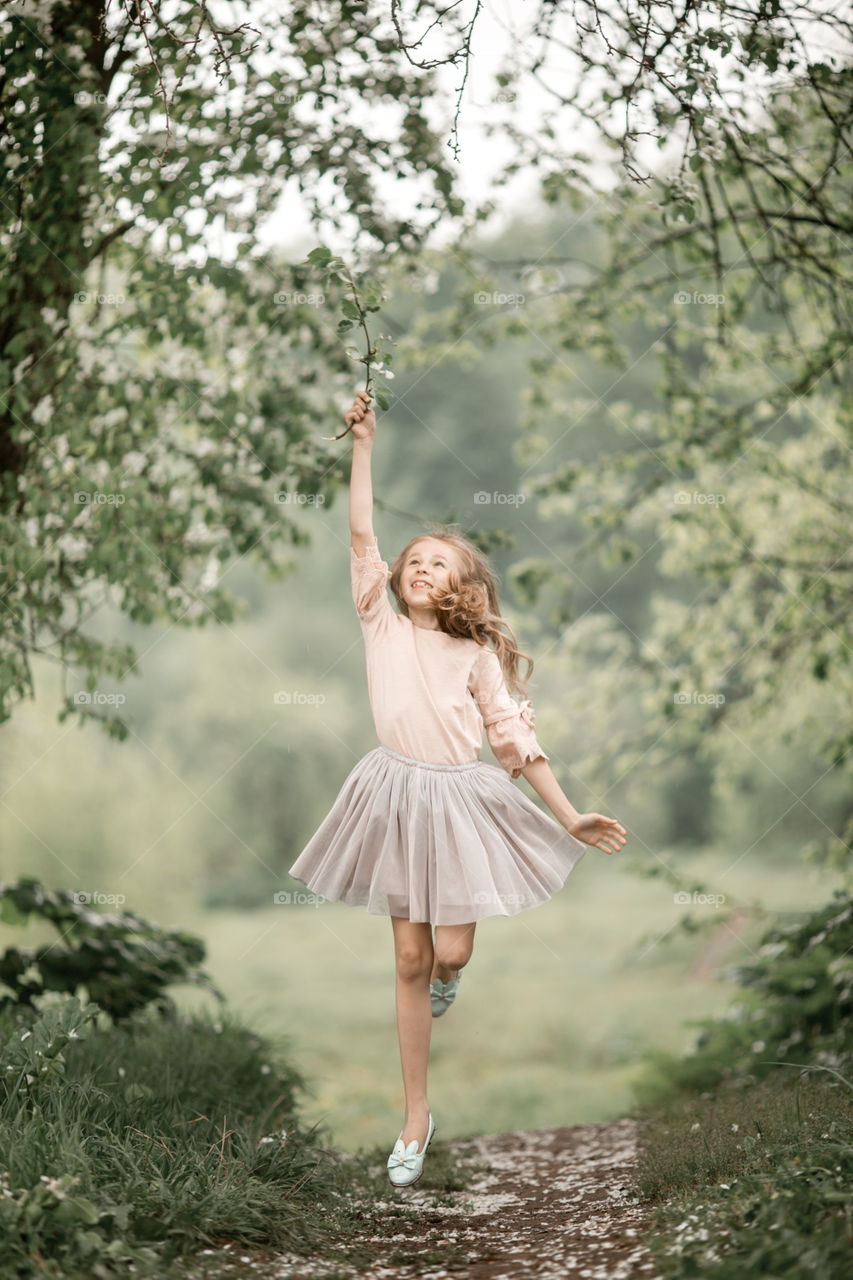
[{"x1": 402, "y1": 539, "x2": 459, "y2": 607}]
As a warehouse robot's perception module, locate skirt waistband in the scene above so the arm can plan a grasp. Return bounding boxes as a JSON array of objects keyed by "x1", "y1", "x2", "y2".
[{"x1": 378, "y1": 744, "x2": 481, "y2": 772}]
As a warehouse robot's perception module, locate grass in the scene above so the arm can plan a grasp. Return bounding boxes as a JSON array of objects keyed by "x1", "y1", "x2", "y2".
[
  {"x1": 636, "y1": 1069, "x2": 853, "y2": 1277},
  {"x1": 0, "y1": 1003, "x2": 476, "y2": 1279}
]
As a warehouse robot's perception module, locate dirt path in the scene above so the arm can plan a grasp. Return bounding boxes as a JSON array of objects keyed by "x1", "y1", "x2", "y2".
[{"x1": 266, "y1": 1117, "x2": 662, "y2": 1279}]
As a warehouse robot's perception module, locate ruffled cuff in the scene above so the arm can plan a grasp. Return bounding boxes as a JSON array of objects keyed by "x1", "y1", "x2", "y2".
[{"x1": 485, "y1": 699, "x2": 549, "y2": 780}]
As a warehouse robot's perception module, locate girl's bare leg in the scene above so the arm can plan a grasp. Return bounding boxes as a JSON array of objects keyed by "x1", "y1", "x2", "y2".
[
  {"x1": 430, "y1": 921, "x2": 477, "y2": 984},
  {"x1": 390, "y1": 916, "x2": 434, "y2": 1147}
]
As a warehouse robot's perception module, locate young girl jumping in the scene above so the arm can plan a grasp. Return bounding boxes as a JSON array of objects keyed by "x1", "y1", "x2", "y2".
[{"x1": 288, "y1": 390, "x2": 627, "y2": 1188}]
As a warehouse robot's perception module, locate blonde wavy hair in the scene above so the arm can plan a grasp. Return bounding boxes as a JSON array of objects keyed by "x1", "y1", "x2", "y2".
[{"x1": 387, "y1": 525, "x2": 534, "y2": 697}]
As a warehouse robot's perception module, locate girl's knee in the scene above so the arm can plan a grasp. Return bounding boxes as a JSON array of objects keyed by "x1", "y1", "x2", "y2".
[
  {"x1": 395, "y1": 945, "x2": 433, "y2": 982},
  {"x1": 434, "y1": 938, "x2": 474, "y2": 972}
]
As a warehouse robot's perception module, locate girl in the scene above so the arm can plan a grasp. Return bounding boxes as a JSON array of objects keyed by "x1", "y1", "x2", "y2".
[{"x1": 288, "y1": 390, "x2": 627, "y2": 1188}]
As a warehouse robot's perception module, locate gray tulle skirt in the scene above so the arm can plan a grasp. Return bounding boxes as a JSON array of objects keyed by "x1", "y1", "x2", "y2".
[{"x1": 287, "y1": 744, "x2": 587, "y2": 926}]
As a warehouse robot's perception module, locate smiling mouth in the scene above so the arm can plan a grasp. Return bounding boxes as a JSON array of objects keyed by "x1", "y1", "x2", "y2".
[{"x1": 411, "y1": 581, "x2": 433, "y2": 590}]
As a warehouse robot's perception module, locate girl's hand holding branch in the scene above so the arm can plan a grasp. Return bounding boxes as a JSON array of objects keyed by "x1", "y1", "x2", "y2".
[{"x1": 345, "y1": 390, "x2": 376, "y2": 444}]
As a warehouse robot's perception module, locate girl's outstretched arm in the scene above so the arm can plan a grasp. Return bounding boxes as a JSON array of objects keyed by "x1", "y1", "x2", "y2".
[
  {"x1": 346, "y1": 390, "x2": 377, "y2": 558},
  {"x1": 519, "y1": 757, "x2": 627, "y2": 855}
]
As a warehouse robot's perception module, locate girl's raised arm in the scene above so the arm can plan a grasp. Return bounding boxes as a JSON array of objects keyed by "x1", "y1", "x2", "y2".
[{"x1": 346, "y1": 390, "x2": 377, "y2": 558}]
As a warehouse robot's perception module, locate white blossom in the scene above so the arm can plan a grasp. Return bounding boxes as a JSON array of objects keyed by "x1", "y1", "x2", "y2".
[
  {"x1": 199, "y1": 554, "x2": 220, "y2": 592},
  {"x1": 32, "y1": 396, "x2": 53, "y2": 426},
  {"x1": 56, "y1": 533, "x2": 88, "y2": 561},
  {"x1": 120, "y1": 451, "x2": 148, "y2": 476}
]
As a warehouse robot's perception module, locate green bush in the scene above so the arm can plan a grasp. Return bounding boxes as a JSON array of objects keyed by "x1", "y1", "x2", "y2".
[
  {"x1": 634, "y1": 890, "x2": 853, "y2": 1277},
  {"x1": 0, "y1": 879, "x2": 222, "y2": 1021},
  {"x1": 635, "y1": 888, "x2": 853, "y2": 1107}
]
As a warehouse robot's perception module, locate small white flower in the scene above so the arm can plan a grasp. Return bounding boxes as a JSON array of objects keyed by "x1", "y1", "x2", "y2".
[
  {"x1": 199, "y1": 554, "x2": 220, "y2": 592},
  {"x1": 120, "y1": 451, "x2": 148, "y2": 476},
  {"x1": 32, "y1": 396, "x2": 53, "y2": 426},
  {"x1": 56, "y1": 533, "x2": 88, "y2": 561}
]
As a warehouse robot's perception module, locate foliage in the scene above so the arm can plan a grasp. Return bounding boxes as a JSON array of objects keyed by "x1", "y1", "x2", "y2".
[
  {"x1": 1, "y1": 995, "x2": 100, "y2": 1101},
  {"x1": 302, "y1": 245, "x2": 397, "y2": 421},
  {"x1": 431, "y1": 23, "x2": 852, "y2": 871},
  {"x1": 632, "y1": 881, "x2": 853, "y2": 1276},
  {"x1": 0, "y1": 0, "x2": 463, "y2": 737},
  {"x1": 638, "y1": 1071, "x2": 853, "y2": 1278},
  {"x1": 0, "y1": 1005, "x2": 361, "y2": 1278},
  {"x1": 0, "y1": 878, "x2": 222, "y2": 1021},
  {"x1": 634, "y1": 888, "x2": 853, "y2": 1106}
]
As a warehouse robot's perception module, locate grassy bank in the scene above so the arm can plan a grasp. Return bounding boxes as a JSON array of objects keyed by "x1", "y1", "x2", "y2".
[
  {"x1": 0, "y1": 1004, "x2": 473, "y2": 1279},
  {"x1": 633, "y1": 889, "x2": 853, "y2": 1277},
  {"x1": 638, "y1": 1071, "x2": 852, "y2": 1276}
]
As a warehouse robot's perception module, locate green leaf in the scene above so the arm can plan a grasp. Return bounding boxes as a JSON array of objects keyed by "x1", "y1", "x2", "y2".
[
  {"x1": 305, "y1": 246, "x2": 331, "y2": 267},
  {"x1": 0, "y1": 896, "x2": 29, "y2": 926}
]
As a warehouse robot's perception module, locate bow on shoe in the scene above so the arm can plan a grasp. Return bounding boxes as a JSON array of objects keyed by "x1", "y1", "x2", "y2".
[{"x1": 387, "y1": 1138, "x2": 423, "y2": 1172}]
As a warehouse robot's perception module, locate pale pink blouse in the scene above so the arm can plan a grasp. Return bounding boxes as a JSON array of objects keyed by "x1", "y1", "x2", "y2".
[{"x1": 351, "y1": 539, "x2": 549, "y2": 779}]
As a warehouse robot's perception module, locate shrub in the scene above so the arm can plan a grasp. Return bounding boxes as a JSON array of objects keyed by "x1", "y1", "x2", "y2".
[
  {"x1": 635, "y1": 888, "x2": 853, "y2": 1106},
  {"x1": 0, "y1": 878, "x2": 222, "y2": 1021}
]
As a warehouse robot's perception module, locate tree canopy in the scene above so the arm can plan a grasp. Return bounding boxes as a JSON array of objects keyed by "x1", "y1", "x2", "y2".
[{"x1": 2, "y1": 1, "x2": 850, "y2": 881}]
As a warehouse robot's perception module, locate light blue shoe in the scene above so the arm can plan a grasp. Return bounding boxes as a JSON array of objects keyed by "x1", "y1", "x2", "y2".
[
  {"x1": 430, "y1": 971, "x2": 461, "y2": 1017},
  {"x1": 386, "y1": 1112, "x2": 436, "y2": 1187}
]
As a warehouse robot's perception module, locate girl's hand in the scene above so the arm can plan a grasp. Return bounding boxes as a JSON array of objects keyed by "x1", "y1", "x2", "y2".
[
  {"x1": 565, "y1": 813, "x2": 627, "y2": 855},
  {"x1": 344, "y1": 390, "x2": 376, "y2": 442}
]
